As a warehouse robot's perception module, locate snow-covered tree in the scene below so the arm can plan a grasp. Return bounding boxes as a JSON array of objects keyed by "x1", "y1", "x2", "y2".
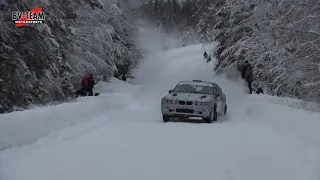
[
  {"x1": 0, "y1": 0, "x2": 142, "y2": 113},
  {"x1": 197, "y1": 14, "x2": 212, "y2": 43},
  {"x1": 212, "y1": 0, "x2": 320, "y2": 102}
]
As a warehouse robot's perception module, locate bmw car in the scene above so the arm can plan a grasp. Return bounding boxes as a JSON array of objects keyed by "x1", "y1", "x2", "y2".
[{"x1": 161, "y1": 80, "x2": 227, "y2": 123}]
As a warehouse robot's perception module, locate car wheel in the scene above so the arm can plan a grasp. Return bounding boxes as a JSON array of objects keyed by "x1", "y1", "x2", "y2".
[
  {"x1": 205, "y1": 106, "x2": 217, "y2": 123},
  {"x1": 204, "y1": 112, "x2": 213, "y2": 123},
  {"x1": 224, "y1": 104, "x2": 227, "y2": 115},
  {"x1": 163, "y1": 115, "x2": 170, "y2": 122},
  {"x1": 213, "y1": 106, "x2": 218, "y2": 122}
]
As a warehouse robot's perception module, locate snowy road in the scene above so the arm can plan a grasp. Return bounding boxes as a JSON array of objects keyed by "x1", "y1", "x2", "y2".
[{"x1": 1, "y1": 44, "x2": 320, "y2": 180}]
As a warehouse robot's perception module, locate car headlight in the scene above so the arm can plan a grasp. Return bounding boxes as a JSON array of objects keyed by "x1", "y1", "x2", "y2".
[
  {"x1": 162, "y1": 98, "x2": 177, "y2": 104},
  {"x1": 202, "y1": 102, "x2": 210, "y2": 106},
  {"x1": 195, "y1": 101, "x2": 202, "y2": 105},
  {"x1": 170, "y1": 100, "x2": 177, "y2": 104},
  {"x1": 196, "y1": 101, "x2": 209, "y2": 106}
]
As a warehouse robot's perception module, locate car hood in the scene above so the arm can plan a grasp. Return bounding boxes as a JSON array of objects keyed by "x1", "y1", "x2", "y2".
[{"x1": 165, "y1": 92, "x2": 212, "y2": 101}]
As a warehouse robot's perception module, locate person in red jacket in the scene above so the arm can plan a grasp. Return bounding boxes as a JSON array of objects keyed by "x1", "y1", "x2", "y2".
[
  {"x1": 81, "y1": 75, "x2": 89, "y2": 96},
  {"x1": 81, "y1": 73, "x2": 95, "y2": 96},
  {"x1": 76, "y1": 73, "x2": 96, "y2": 97}
]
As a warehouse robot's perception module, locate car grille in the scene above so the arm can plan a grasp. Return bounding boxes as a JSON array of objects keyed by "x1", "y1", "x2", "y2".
[
  {"x1": 186, "y1": 101, "x2": 193, "y2": 105},
  {"x1": 176, "y1": 108, "x2": 194, "y2": 114},
  {"x1": 178, "y1": 101, "x2": 193, "y2": 105}
]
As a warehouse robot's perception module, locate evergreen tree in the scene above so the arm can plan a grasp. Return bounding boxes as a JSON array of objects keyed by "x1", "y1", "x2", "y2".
[
  {"x1": 197, "y1": 18, "x2": 209, "y2": 43},
  {"x1": 181, "y1": 0, "x2": 192, "y2": 16},
  {"x1": 172, "y1": 0, "x2": 179, "y2": 20},
  {"x1": 181, "y1": 27, "x2": 194, "y2": 46},
  {"x1": 153, "y1": 0, "x2": 160, "y2": 18}
]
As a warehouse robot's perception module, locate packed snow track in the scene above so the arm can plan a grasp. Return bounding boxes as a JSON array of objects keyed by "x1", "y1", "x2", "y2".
[{"x1": 1, "y1": 44, "x2": 320, "y2": 180}]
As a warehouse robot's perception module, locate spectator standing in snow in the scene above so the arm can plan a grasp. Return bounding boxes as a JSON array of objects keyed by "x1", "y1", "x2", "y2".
[
  {"x1": 241, "y1": 60, "x2": 254, "y2": 94},
  {"x1": 81, "y1": 73, "x2": 95, "y2": 96},
  {"x1": 256, "y1": 87, "x2": 264, "y2": 94},
  {"x1": 87, "y1": 73, "x2": 95, "y2": 96},
  {"x1": 81, "y1": 74, "x2": 89, "y2": 95},
  {"x1": 121, "y1": 73, "x2": 127, "y2": 81},
  {"x1": 203, "y1": 51, "x2": 208, "y2": 59}
]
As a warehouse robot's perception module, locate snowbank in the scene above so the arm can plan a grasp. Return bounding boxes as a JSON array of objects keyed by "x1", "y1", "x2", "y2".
[
  {"x1": 0, "y1": 79, "x2": 140, "y2": 151},
  {"x1": 1, "y1": 43, "x2": 320, "y2": 180},
  {"x1": 250, "y1": 94, "x2": 320, "y2": 112},
  {"x1": 244, "y1": 97, "x2": 320, "y2": 148}
]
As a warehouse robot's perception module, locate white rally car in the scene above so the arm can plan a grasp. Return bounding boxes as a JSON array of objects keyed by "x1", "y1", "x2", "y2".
[{"x1": 161, "y1": 80, "x2": 227, "y2": 123}]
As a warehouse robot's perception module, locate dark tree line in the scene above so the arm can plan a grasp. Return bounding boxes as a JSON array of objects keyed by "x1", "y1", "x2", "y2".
[
  {"x1": 140, "y1": 0, "x2": 185, "y2": 32},
  {"x1": 139, "y1": 0, "x2": 224, "y2": 45}
]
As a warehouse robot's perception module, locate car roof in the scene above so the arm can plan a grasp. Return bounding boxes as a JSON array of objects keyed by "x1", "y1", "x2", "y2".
[{"x1": 178, "y1": 80, "x2": 219, "y2": 87}]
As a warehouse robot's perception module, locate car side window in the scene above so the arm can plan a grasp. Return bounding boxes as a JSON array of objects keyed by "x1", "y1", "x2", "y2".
[
  {"x1": 217, "y1": 87, "x2": 222, "y2": 95},
  {"x1": 210, "y1": 87, "x2": 215, "y2": 95},
  {"x1": 214, "y1": 86, "x2": 222, "y2": 96}
]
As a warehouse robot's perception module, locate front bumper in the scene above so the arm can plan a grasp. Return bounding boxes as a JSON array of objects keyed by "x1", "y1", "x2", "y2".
[{"x1": 161, "y1": 104, "x2": 211, "y2": 118}]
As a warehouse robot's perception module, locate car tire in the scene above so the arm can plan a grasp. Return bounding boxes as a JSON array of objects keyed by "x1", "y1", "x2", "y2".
[
  {"x1": 224, "y1": 104, "x2": 227, "y2": 115},
  {"x1": 213, "y1": 106, "x2": 218, "y2": 122},
  {"x1": 163, "y1": 115, "x2": 170, "y2": 122},
  {"x1": 205, "y1": 106, "x2": 217, "y2": 123},
  {"x1": 204, "y1": 113, "x2": 212, "y2": 123}
]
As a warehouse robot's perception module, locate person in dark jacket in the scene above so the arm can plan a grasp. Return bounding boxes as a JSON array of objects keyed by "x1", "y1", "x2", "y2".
[
  {"x1": 256, "y1": 87, "x2": 264, "y2": 94},
  {"x1": 121, "y1": 73, "x2": 127, "y2": 81},
  {"x1": 203, "y1": 51, "x2": 208, "y2": 59},
  {"x1": 241, "y1": 60, "x2": 253, "y2": 94},
  {"x1": 87, "y1": 73, "x2": 95, "y2": 96}
]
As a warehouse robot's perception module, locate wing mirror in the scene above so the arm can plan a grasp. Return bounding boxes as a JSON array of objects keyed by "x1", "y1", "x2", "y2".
[{"x1": 169, "y1": 90, "x2": 173, "y2": 93}]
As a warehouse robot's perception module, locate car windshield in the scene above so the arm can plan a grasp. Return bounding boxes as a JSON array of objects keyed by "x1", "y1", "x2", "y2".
[{"x1": 173, "y1": 83, "x2": 214, "y2": 95}]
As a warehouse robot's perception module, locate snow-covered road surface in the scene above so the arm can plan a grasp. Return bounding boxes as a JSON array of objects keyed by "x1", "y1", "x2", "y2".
[{"x1": 1, "y1": 44, "x2": 320, "y2": 180}]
